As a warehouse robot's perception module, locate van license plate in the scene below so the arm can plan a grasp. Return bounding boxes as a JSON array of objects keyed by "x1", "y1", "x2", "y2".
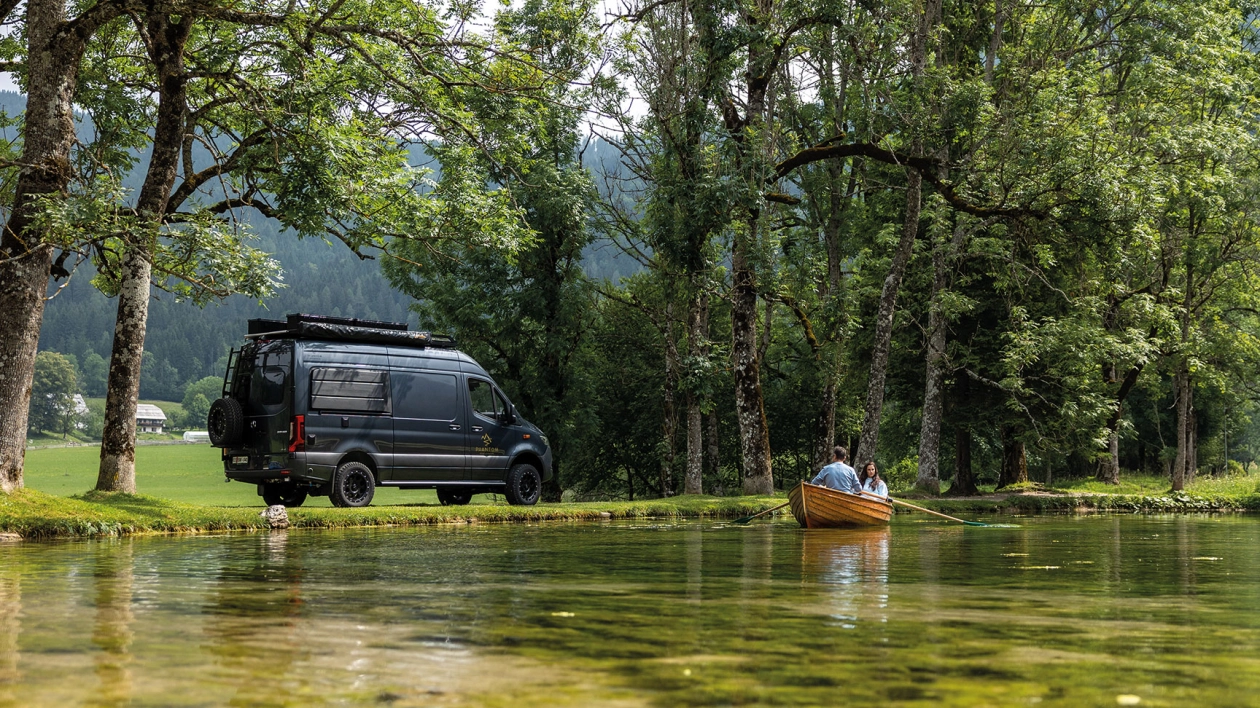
[{"x1": 232, "y1": 456, "x2": 248, "y2": 465}]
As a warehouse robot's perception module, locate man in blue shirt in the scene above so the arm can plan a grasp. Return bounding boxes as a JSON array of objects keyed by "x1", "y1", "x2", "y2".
[{"x1": 810, "y1": 446, "x2": 863, "y2": 495}]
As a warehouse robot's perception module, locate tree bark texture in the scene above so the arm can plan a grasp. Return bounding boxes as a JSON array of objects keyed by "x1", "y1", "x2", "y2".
[
  {"x1": 949, "y1": 425, "x2": 977, "y2": 496},
  {"x1": 1172, "y1": 367, "x2": 1190, "y2": 491},
  {"x1": 915, "y1": 230, "x2": 950, "y2": 493},
  {"x1": 684, "y1": 290, "x2": 708, "y2": 494},
  {"x1": 1095, "y1": 362, "x2": 1143, "y2": 484},
  {"x1": 811, "y1": 370, "x2": 838, "y2": 474},
  {"x1": 855, "y1": 168, "x2": 921, "y2": 466},
  {"x1": 706, "y1": 410, "x2": 720, "y2": 479},
  {"x1": 998, "y1": 426, "x2": 1028, "y2": 488},
  {"x1": 97, "y1": 14, "x2": 192, "y2": 493},
  {"x1": 732, "y1": 239, "x2": 773, "y2": 494},
  {"x1": 660, "y1": 300, "x2": 679, "y2": 497},
  {"x1": 0, "y1": 0, "x2": 117, "y2": 492}
]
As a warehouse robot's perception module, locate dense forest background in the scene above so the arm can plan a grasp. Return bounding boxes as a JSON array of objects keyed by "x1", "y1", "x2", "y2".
[{"x1": 19, "y1": 0, "x2": 1260, "y2": 499}]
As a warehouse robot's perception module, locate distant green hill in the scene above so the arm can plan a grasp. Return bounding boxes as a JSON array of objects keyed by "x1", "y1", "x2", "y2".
[{"x1": 15, "y1": 89, "x2": 640, "y2": 400}]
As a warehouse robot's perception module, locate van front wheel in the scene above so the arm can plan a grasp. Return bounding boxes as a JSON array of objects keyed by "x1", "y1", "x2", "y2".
[
  {"x1": 505, "y1": 464, "x2": 541, "y2": 506},
  {"x1": 330, "y1": 462, "x2": 375, "y2": 508}
]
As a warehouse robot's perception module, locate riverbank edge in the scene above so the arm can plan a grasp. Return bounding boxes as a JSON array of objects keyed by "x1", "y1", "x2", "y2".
[
  {"x1": 0, "y1": 489, "x2": 785, "y2": 539},
  {"x1": 1, "y1": 488, "x2": 1255, "y2": 540}
]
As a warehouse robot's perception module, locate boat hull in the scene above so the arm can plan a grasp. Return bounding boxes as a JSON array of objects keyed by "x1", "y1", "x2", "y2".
[{"x1": 788, "y1": 482, "x2": 893, "y2": 528}]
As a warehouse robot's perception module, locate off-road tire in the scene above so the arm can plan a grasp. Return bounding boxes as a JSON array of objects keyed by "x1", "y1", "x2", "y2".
[
  {"x1": 262, "y1": 485, "x2": 309, "y2": 508},
  {"x1": 504, "y1": 463, "x2": 541, "y2": 506},
  {"x1": 330, "y1": 461, "x2": 376, "y2": 508},
  {"x1": 207, "y1": 397, "x2": 244, "y2": 447},
  {"x1": 437, "y1": 489, "x2": 472, "y2": 506}
]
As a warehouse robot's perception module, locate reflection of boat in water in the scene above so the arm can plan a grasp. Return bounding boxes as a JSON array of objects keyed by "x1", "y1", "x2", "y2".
[
  {"x1": 801, "y1": 527, "x2": 891, "y2": 580},
  {"x1": 788, "y1": 482, "x2": 893, "y2": 528}
]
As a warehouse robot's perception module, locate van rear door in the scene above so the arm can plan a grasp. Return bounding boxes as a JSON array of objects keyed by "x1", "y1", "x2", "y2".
[{"x1": 244, "y1": 345, "x2": 293, "y2": 456}]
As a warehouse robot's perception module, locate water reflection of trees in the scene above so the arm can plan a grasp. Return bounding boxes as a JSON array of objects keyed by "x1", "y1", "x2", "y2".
[
  {"x1": 800, "y1": 529, "x2": 891, "y2": 629},
  {"x1": 90, "y1": 540, "x2": 135, "y2": 708},
  {"x1": 0, "y1": 557, "x2": 19, "y2": 705}
]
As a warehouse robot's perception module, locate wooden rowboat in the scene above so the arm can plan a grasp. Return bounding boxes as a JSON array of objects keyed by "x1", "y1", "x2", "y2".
[{"x1": 788, "y1": 482, "x2": 893, "y2": 528}]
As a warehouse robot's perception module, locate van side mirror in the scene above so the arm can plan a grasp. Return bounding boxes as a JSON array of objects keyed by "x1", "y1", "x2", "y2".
[{"x1": 503, "y1": 405, "x2": 518, "y2": 425}]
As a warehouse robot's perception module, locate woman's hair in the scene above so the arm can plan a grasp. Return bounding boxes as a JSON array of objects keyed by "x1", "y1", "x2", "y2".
[{"x1": 861, "y1": 462, "x2": 881, "y2": 485}]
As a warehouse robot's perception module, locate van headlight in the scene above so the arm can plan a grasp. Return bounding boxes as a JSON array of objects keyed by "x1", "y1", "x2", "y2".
[{"x1": 540, "y1": 435, "x2": 549, "y2": 448}]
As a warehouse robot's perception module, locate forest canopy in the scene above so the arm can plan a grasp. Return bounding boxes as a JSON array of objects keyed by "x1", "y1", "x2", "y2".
[{"x1": 12, "y1": 0, "x2": 1260, "y2": 499}]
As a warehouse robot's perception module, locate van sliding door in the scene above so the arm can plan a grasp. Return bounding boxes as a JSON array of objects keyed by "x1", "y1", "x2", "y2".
[{"x1": 390, "y1": 371, "x2": 465, "y2": 481}]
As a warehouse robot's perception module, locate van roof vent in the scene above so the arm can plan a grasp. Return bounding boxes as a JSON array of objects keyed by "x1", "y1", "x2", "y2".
[{"x1": 244, "y1": 313, "x2": 457, "y2": 349}]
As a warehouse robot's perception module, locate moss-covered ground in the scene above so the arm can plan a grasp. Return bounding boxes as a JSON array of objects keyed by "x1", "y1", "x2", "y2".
[{"x1": 0, "y1": 488, "x2": 782, "y2": 539}]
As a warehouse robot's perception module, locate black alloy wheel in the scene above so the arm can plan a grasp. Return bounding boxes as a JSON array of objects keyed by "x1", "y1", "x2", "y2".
[
  {"x1": 207, "y1": 397, "x2": 244, "y2": 447},
  {"x1": 505, "y1": 463, "x2": 541, "y2": 506},
  {"x1": 330, "y1": 461, "x2": 376, "y2": 508},
  {"x1": 437, "y1": 489, "x2": 473, "y2": 506},
  {"x1": 262, "y1": 485, "x2": 309, "y2": 508}
]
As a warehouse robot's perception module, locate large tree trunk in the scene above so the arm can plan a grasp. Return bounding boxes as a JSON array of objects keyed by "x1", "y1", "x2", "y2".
[
  {"x1": 998, "y1": 426, "x2": 1028, "y2": 488},
  {"x1": 949, "y1": 425, "x2": 977, "y2": 496},
  {"x1": 706, "y1": 410, "x2": 720, "y2": 480},
  {"x1": 1095, "y1": 362, "x2": 1143, "y2": 484},
  {"x1": 855, "y1": 0, "x2": 934, "y2": 468},
  {"x1": 1172, "y1": 367, "x2": 1190, "y2": 491},
  {"x1": 811, "y1": 368, "x2": 838, "y2": 474},
  {"x1": 660, "y1": 301, "x2": 679, "y2": 497},
  {"x1": 915, "y1": 223, "x2": 953, "y2": 493},
  {"x1": 97, "y1": 14, "x2": 191, "y2": 493},
  {"x1": 855, "y1": 169, "x2": 921, "y2": 466},
  {"x1": 96, "y1": 252, "x2": 152, "y2": 493},
  {"x1": 0, "y1": 0, "x2": 117, "y2": 492},
  {"x1": 732, "y1": 238, "x2": 773, "y2": 494},
  {"x1": 684, "y1": 290, "x2": 708, "y2": 494}
]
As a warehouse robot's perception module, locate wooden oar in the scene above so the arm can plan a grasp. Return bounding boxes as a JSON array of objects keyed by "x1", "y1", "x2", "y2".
[
  {"x1": 860, "y1": 491, "x2": 1008, "y2": 527},
  {"x1": 733, "y1": 501, "x2": 791, "y2": 524}
]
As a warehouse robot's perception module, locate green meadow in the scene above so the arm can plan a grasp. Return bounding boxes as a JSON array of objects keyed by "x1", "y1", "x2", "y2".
[{"x1": 22, "y1": 443, "x2": 441, "y2": 507}]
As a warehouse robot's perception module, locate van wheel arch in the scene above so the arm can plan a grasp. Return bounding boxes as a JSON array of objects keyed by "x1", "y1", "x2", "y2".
[
  {"x1": 510, "y1": 452, "x2": 545, "y2": 478},
  {"x1": 336, "y1": 451, "x2": 380, "y2": 484}
]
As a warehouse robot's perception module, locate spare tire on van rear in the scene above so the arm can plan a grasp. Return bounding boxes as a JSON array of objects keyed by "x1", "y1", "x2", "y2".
[{"x1": 207, "y1": 397, "x2": 245, "y2": 447}]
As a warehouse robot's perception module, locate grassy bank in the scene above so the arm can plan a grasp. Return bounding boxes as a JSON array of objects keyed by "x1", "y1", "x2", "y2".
[
  {"x1": 0, "y1": 488, "x2": 781, "y2": 539},
  {"x1": 9, "y1": 444, "x2": 1260, "y2": 539}
]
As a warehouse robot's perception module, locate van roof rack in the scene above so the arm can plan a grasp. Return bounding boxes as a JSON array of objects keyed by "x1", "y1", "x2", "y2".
[{"x1": 245, "y1": 313, "x2": 457, "y2": 349}]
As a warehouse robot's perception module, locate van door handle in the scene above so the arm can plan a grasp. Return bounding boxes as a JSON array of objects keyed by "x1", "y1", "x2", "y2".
[
  {"x1": 471, "y1": 425, "x2": 484, "y2": 432},
  {"x1": 449, "y1": 424, "x2": 461, "y2": 431}
]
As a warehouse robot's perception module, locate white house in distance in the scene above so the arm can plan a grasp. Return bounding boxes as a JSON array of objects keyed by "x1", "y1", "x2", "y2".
[{"x1": 135, "y1": 404, "x2": 167, "y2": 434}]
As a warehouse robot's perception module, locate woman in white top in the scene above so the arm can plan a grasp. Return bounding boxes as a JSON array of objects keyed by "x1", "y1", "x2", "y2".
[{"x1": 860, "y1": 462, "x2": 888, "y2": 498}]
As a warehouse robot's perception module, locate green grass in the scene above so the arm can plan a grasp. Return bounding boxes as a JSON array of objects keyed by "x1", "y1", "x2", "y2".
[{"x1": 25, "y1": 444, "x2": 452, "y2": 507}]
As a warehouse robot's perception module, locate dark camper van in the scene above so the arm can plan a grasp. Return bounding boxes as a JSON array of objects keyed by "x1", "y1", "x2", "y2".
[{"x1": 207, "y1": 313, "x2": 553, "y2": 508}]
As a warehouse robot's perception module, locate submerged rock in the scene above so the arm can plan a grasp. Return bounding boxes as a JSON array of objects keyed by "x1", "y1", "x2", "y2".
[{"x1": 260, "y1": 505, "x2": 289, "y2": 529}]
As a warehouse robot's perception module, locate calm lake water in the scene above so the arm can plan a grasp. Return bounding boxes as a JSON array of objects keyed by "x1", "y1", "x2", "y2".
[{"x1": 1, "y1": 514, "x2": 1258, "y2": 707}]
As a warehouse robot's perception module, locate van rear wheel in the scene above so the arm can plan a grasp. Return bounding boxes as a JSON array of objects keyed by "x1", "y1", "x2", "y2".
[
  {"x1": 437, "y1": 490, "x2": 472, "y2": 506},
  {"x1": 330, "y1": 461, "x2": 375, "y2": 508},
  {"x1": 262, "y1": 485, "x2": 308, "y2": 508},
  {"x1": 505, "y1": 464, "x2": 541, "y2": 506}
]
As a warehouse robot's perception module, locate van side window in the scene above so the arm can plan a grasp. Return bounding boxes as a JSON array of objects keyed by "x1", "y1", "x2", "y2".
[
  {"x1": 310, "y1": 368, "x2": 391, "y2": 414},
  {"x1": 393, "y1": 372, "x2": 458, "y2": 421},
  {"x1": 468, "y1": 379, "x2": 497, "y2": 419}
]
